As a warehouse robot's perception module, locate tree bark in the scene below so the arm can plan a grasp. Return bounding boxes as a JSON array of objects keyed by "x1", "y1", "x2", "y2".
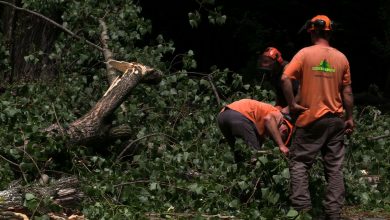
[
  {"x1": 0, "y1": 176, "x2": 83, "y2": 214},
  {"x1": 45, "y1": 60, "x2": 162, "y2": 144},
  {"x1": 0, "y1": 0, "x2": 63, "y2": 82}
]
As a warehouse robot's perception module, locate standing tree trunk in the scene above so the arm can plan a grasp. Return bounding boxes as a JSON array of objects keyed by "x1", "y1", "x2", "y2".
[{"x1": 1, "y1": 0, "x2": 62, "y2": 82}]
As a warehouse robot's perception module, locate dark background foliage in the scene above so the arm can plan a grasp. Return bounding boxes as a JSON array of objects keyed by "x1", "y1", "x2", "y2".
[{"x1": 140, "y1": 0, "x2": 390, "y2": 98}]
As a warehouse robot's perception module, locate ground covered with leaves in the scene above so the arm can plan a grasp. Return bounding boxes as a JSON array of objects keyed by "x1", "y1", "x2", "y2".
[{"x1": 0, "y1": 70, "x2": 390, "y2": 219}]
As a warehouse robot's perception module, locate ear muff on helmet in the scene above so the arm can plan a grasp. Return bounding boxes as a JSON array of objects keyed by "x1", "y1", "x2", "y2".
[
  {"x1": 306, "y1": 15, "x2": 333, "y2": 32},
  {"x1": 262, "y1": 47, "x2": 283, "y2": 64},
  {"x1": 281, "y1": 113, "x2": 294, "y2": 146}
]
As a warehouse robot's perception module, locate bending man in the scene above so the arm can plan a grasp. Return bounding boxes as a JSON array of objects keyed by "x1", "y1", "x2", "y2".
[{"x1": 217, "y1": 99, "x2": 292, "y2": 162}]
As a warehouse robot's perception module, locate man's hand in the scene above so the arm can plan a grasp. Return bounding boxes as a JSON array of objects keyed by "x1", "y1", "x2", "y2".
[
  {"x1": 289, "y1": 103, "x2": 308, "y2": 113},
  {"x1": 345, "y1": 118, "x2": 354, "y2": 135},
  {"x1": 279, "y1": 144, "x2": 289, "y2": 155}
]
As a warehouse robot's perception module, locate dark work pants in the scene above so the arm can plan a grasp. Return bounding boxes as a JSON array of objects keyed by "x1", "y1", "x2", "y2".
[
  {"x1": 217, "y1": 108, "x2": 263, "y2": 151},
  {"x1": 289, "y1": 114, "x2": 345, "y2": 217}
]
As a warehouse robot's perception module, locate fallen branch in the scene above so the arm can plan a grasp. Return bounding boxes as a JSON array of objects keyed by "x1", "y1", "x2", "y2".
[
  {"x1": 244, "y1": 177, "x2": 261, "y2": 205},
  {"x1": 207, "y1": 74, "x2": 221, "y2": 106},
  {"x1": 367, "y1": 134, "x2": 390, "y2": 141},
  {"x1": 0, "y1": 0, "x2": 103, "y2": 52},
  {"x1": 0, "y1": 211, "x2": 29, "y2": 220},
  {"x1": 99, "y1": 18, "x2": 128, "y2": 113},
  {"x1": 145, "y1": 212, "x2": 240, "y2": 219},
  {"x1": 99, "y1": 18, "x2": 116, "y2": 84}
]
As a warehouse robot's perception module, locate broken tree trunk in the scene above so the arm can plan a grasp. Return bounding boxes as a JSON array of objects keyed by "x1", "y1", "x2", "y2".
[
  {"x1": 45, "y1": 60, "x2": 162, "y2": 144},
  {"x1": 0, "y1": 176, "x2": 83, "y2": 215}
]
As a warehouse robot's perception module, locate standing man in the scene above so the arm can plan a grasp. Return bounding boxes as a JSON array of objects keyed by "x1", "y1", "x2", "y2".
[
  {"x1": 258, "y1": 47, "x2": 299, "y2": 109},
  {"x1": 281, "y1": 15, "x2": 354, "y2": 220}
]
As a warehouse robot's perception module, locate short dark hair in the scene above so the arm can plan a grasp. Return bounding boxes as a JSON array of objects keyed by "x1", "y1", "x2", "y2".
[{"x1": 311, "y1": 29, "x2": 332, "y2": 40}]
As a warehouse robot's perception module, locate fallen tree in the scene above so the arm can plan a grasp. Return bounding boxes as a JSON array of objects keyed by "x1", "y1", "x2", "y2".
[
  {"x1": 0, "y1": 2, "x2": 163, "y2": 144},
  {"x1": 39, "y1": 16, "x2": 163, "y2": 144},
  {"x1": 44, "y1": 59, "x2": 162, "y2": 144}
]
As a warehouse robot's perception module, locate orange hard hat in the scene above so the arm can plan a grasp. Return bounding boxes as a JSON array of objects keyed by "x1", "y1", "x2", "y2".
[
  {"x1": 262, "y1": 47, "x2": 283, "y2": 64},
  {"x1": 307, "y1": 15, "x2": 333, "y2": 32}
]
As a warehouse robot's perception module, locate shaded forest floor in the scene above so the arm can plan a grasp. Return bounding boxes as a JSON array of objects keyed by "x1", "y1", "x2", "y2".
[{"x1": 342, "y1": 206, "x2": 390, "y2": 220}]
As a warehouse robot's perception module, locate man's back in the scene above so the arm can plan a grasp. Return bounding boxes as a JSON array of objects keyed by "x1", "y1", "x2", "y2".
[{"x1": 284, "y1": 44, "x2": 351, "y2": 126}]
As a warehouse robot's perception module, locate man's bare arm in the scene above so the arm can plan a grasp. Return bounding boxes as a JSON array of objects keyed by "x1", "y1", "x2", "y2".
[
  {"x1": 342, "y1": 85, "x2": 354, "y2": 120},
  {"x1": 342, "y1": 84, "x2": 354, "y2": 135},
  {"x1": 281, "y1": 75, "x2": 307, "y2": 112},
  {"x1": 264, "y1": 112, "x2": 289, "y2": 155}
]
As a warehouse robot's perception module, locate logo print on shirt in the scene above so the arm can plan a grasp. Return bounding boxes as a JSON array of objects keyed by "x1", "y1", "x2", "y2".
[{"x1": 312, "y1": 60, "x2": 335, "y2": 73}]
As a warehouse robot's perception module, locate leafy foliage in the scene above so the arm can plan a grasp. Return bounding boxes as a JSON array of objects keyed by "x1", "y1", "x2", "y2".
[
  {"x1": 0, "y1": 1, "x2": 390, "y2": 219},
  {"x1": 2, "y1": 64, "x2": 390, "y2": 219}
]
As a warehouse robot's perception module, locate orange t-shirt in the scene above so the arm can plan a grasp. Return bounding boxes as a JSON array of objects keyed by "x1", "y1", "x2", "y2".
[
  {"x1": 283, "y1": 45, "x2": 351, "y2": 127},
  {"x1": 225, "y1": 99, "x2": 282, "y2": 135}
]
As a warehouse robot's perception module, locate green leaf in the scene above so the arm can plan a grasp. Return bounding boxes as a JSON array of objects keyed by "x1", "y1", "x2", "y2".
[
  {"x1": 238, "y1": 181, "x2": 248, "y2": 190},
  {"x1": 189, "y1": 19, "x2": 198, "y2": 28},
  {"x1": 25, "y1": 193, "x2": 35, "y2": 201},
  {"x1": 258, "y1": 156, "x2": 268, "y2": 164},
  {"x1": 150, "y1": 182, "x2": 158, "y2": 191},
  {"x1": 199, "y1": 79, "x2": 209, "y2": 87},
  {"x1": 228, "y1": 199, "x2": 239, "y2": 208},
  {"x1": 281, "y1": 168, "x2": 290, "y2": 178},
  {"x1": 216, "y1": 15, "x2": 227, "y2": 25},
  {"x1": 170, "y1": 88, "x2": 178, "y2": 95},
  {"x1": 286, "y1": 209, "x2": 299, "y2": 218},
  {"x1": 188, "y1": 183, "x2": 203, "y2": 194}
]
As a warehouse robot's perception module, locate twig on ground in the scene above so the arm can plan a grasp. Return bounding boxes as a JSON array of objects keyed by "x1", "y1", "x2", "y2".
[
  {"x1": 367, "y1": 134, "x2": 390, "y2": 141},
  {"x1": 244, "y1": 177, "x2": 261, "y2": 205}
]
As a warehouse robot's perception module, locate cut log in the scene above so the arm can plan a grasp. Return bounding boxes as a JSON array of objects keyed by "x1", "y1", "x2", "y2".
[{"x1": 0, "y1": 176, "x2": 83, "y2": 215}]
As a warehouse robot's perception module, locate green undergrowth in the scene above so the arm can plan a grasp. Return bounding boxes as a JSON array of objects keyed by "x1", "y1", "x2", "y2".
[{"x1": 0, "y1": 69, "x2": 389, "y2": 219}]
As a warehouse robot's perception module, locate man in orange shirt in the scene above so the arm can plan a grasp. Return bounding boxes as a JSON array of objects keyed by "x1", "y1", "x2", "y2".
[
  {"x1": 281, "y1": 15, "x2": 354, "y2": 220},
  {"x1": 258, "y1": 47, "x2": 299, "y2": 109},
  {"x1": 217, "y1": 99, "x2": 292, "y2": 163}
]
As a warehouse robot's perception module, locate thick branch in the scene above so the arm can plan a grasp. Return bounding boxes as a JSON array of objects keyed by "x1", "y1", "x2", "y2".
[
  {"x1": 0, "y1": 0, "x2": 103, "y2": 52},
  {"x1": 52, "y1": 60, "x2": 163, "y2": 144},
  {"x1": 99, "y1": 19, "x2": 128, "y2": 113}
]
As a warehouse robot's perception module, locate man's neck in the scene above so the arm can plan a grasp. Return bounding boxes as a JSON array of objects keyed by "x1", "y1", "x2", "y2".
[{"x1": 313, "y1": 38, "x2": 330, "y2": 46}]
